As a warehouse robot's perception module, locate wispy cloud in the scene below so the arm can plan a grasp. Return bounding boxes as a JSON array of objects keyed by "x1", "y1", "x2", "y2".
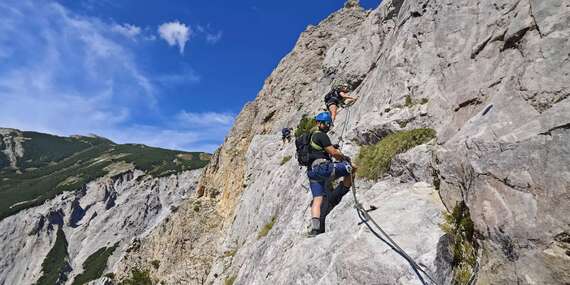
[
  {"x1": 157, "y1": 68, "x2": 201, "y2": 85},
  {"x1": 112, "y1": 23, "x2": 141, "y2": 40},
  {"x1": 158, "y1": 21, "x2": 191, "y2": 54},
  {"x1": 176, "y1": 111, "x2": 234, "y2": 127},
  {"x1": 206, "y1": 31, "x2": 223, "y2": 44},
  {"x1": 0, "y1": 0, "x2": 231, "y2": 153}
]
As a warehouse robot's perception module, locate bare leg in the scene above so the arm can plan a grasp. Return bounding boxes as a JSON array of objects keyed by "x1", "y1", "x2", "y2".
[
  {"x1": 328, "y1": 104, "x2": 338, "y2": 121},
  {"x1": 311, "y1": 196, "x2": 323, "y2": 218}
]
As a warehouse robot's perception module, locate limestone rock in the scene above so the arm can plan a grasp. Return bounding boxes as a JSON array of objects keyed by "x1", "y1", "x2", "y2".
[
  {"x1": 112, "y1": 0, "x2": 570, "y2": 284},
  {"x1": 0, "y1": 170, "x2": 202, "y2": 285}
]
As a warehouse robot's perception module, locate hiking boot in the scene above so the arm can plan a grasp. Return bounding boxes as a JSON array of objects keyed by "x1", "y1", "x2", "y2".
[{"x1": 307, "y1": 229, "x2": 320, "y2": 238}]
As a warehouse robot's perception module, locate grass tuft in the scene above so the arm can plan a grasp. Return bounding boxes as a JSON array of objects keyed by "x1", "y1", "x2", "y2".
[
  {"x1": 224, "y1": 275, "x2": 237, "y2": 285},
  {"x1": 404, "y1": 95, "x2": 414, "y2": 107},
  {"x1": 257, "y1": 216, "x2": 277, "y2": 239},
  {"x1": 280, "y1": 155, "x2": 292, "y2": 165},
  {"x1": 356, "y1": 128, "x2": 436, "y2": 180},
  {"x1": 119, "y1": 268, "x2": 153, "y2": 285},
  {"x1": 440, "y1": 202, "x2": 478, "y2": 285}
]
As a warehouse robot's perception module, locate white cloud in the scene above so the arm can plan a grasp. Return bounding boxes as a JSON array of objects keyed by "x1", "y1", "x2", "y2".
[
  {"x1": 176, "y1": 111, "x2": 235, "y2": 127},
  {"x1": 206, "y1": 31, "x2": 223, "y2": 44},
  {"x1": 158, "y1": 68, "x2": 201, "y2": 85},
  {"x1": 158, "y1": 21, "x2": 191, "y2": 54},
  {"x1": 112, "y1": 23, "x2": 141, "y2": 40},
  {"x1": 0, "y1": 0, "x2": 231, "y2": 153}
]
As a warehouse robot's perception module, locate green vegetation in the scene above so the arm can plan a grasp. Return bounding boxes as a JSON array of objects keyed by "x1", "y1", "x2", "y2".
[
  {"x1": 257, "y1": 216, "x2": 277, "y2": 239},
  {"x1": 440, "y1": 202, "x2": 477, "y2": 285},
  {"x1": 356, "y1": 128, "x2": 436, "y2": 180},
  {"x1": 294, "y1": 115, "x2": 317, "y2": 138},
  {"x1": 0, "y1": 132, "x2": 211, "y2": 221},
  {"x1": 404, "y1": 95, "x2": 414, "y2": 107},
  {"x1": 193, "y1": 201, "x2": 201, "y2": 212},
  {"x1": 0, "y1": 151, "x2": 9, "y2": 169},
  {"x1": 18, "y1": 132, "x2": 110, "y2": 170},
  {"x1": 119, "y1": 268, "x2": 153, "y2": 285},
  {"x1": 402, "y1": 96, "x2": 429, "y2": 107},
  {"x1": 35, "y1": 226, "x2": 69, "y2": 285},
  {"x1": 280, "y1": 155, "x2": 292, "y2": 165},
  {"x1": 224, "y1": 275, "x2": 237, "y2": 285},
  {"x1": 224, "y1": 249, "x2": 237, "y2": 258},
  {"x1": 150, "y1": 260, "x2": 160, "y2": 270},
  {"x1": 72, "y1": 243, "x2": 119, "y2": 285}
]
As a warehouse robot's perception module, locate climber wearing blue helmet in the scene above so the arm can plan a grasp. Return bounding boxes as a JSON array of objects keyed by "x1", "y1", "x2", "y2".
[{"x1": 306, "y1": 111, "x2": 357, "y2": 237}]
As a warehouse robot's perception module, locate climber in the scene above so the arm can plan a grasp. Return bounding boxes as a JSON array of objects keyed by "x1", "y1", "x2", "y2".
[
  {"x1": 306, "y1": 112, "x2": 357, "y2": 237},
  {"x1": 281, "y1": 127, "x2": 293, "y2": 144},
  {"x1": 324, "y1": 83, "x2": 357, "y2": 122}
]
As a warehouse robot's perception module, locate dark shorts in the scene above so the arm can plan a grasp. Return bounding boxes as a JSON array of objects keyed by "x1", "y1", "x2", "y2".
[
  {"x1": 325, "y1": 98, "x2": 341, "y2": 108},
  {"x1": 307, "y1": 161, "x2": 352, "y2": 197}
]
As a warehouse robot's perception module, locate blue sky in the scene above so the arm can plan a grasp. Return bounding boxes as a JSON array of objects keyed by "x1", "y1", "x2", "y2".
[{"x1": 0, "y1": 0, "x2": 379, "y2": 152}]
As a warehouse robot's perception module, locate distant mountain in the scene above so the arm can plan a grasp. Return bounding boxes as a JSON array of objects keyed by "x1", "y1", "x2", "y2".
[
  {"x1": 0, "y1": 128, "x2": 210, "y2": 285},
  {"x1": 0, "y1": 128, "x2": 210, "y2": 221}
]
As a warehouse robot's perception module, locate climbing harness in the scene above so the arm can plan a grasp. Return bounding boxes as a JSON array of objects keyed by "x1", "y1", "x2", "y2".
[{"x1": 335, "y1": 102, "x2": 440, "y2": 285}]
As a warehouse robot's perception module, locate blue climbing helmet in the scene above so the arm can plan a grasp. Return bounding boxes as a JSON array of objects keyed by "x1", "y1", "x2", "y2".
[{"x1": 314, "y1": 112, "x2": 332, "y2": 125}]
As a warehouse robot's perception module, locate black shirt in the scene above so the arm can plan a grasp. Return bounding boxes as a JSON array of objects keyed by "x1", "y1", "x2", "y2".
[{"x1": 309, "y1": 131, "x2": 332, "y2": 164}]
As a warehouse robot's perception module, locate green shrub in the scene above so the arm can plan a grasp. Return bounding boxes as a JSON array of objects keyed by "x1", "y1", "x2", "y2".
[
  {"x1": 294, "y1": 115, "x2": 317, "y2": 138},
  {"x1": 119, "y1": 268, "x2": 153, "y2": 285},
  {"x1": 35, "y1": 226, "x2": 69, "y2": 285},
  {"x1": 280, "y1": 155, "x2": 292, "y2": 165},
  {"x1": 225, "y1": 275, "x2": 237, "y2": 285},
  {"x1": 356, "y1": 128, "x2": 436, "y2": 180},
  {"x1": 72, "y1": 243, "x2": 119, "y2": 285},
  {"x1": 440, "y1": 202, "x2": 477, "y2": 285},
  {"x1": 257, "y1": 216, "x2": 277, "y2": 239}
]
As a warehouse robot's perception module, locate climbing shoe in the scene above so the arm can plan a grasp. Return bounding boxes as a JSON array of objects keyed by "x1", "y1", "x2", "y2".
[
  {"x1": 307, "y1": 217, "x2": 321, "y2": 238},
  {"x1": 307, "y1": 228, "x2": 320, "y2": 238}
]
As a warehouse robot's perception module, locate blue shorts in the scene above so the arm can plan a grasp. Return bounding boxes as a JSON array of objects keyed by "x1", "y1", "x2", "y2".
[{"x1": 307, "y1": 161, "x2": 352, "y2": 197}]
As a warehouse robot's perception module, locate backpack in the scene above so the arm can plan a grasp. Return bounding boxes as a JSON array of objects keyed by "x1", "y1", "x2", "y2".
[
  {"x1": 295, "y1": 132, "x2": 313, "y2": 166},
  {"x1": 324, "y1": 90, "x2": 341, "y2": 103}
]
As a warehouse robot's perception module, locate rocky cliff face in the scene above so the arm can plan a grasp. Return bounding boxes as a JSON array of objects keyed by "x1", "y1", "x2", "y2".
[
  {"x1": 0, "y1": 129, "x2": 208, "y2": 285},
  {"x1": 117, "y1": 0, "x2": 568, "y2": 284},
  {"x1": 0, "y1": 169, "x2": 202, "y2": 285}
]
